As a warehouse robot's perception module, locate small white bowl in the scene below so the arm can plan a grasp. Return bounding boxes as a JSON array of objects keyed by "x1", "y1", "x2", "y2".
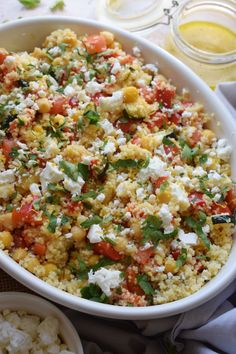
[{"x1": 0, "y1": 292, "x2": 84, "y2": 354}]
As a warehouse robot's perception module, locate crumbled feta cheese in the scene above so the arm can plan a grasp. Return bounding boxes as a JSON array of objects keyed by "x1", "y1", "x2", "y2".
[
  {"x1": 103, "y1": 141, "x2": 116, "y2": 155},
  {"x1": 178, "y1": 229, "x2": 198, "y2": 245},
  {"x1": 99, "y1": 91, "x2": 123, "y2": 112},
  {"x1": 29, "y1": 183, "x2": 41, "y2": 196},
  {"x1": 171, "y1": 183, "x2": 190, "y2": 211},
  {"x1": 132, "y1": 46, "x2": 141, "y2": 57},
  {"x1": 0, "y1": 170, "x2": 15, "y2": 184},
  {"x1": 213, "y1": 193, "x2": 222, "y2": 202},
  {"x1": 139, "y1": 156, "x2": 168, "y2": 182},
  {"x1": 44, "y1": 138, "x2": 60, "y2": 159},
  {"x1": 142, "y1": 63, "x2": 158, "y2": 74},
  {"x1": 193, "y1": 166, "x2": 207, "y2": 177},
  {"x1": 48, "y1": 46, "x2": 62, "y2": 57},
  {"x1": 64, "y1": 85, "x2": 76, "y2": 96},
  {"x1": 116, "y1": 137, "x2": 126, "y2": 146},
  {"x1": 100, "y1": 119, "x2": 115, "y2": 135},
  {"x1": 124, "y1": 211, "x2": 132, "y2": 220},
  {"x1": 182, "y1": 111, "x2": 193, "y2": 118},
  {"x1": 88, "y1": 268, "x2": 122, "y2": 296},
  {"x1": 111, "y1": 61, "x2": 121, "y2": 75},
  {"x1": 85, "y1": 81, "x2": 103, "y2": 95},
  {"x1": 87, "y1": 224, "x2": 104, "y2": 243},
  {"x1": 136, "y1": 187, "x2": 145, "y2": 200},
  {"x1": 63, "y1": 176, "x2": 84, "y2": 196},
  {"x1": 216, "y1": 138, "x2": 232, "y2": 161},
  {"x1": 159, "y1": 204, "x2": 172, "y2": 228},
  {"x1": 96, "y1": 193, "x2": 105, "y2": 202},
  {"x1": 155, "y1": 266, "x2": 165, "y2": 273},
  {"x1": 202, "y1": 225, "x2": 210, "y2": 234},
  {"x1": 40, "y1": 162, "x2": 64, "y2": 191}
]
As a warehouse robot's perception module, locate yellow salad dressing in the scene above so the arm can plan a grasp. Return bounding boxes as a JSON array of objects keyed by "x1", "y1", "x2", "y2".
[{"x1": 165, "y1": 21, "x2": 236, "y2": 88}]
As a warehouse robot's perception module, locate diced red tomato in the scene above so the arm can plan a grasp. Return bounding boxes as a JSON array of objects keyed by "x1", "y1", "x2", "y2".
[
  {"x1": 50, "y1": 96, "x2": 67, "y2": 115},
  {"x1": 131, "y1": 136, "x2": 141, "y2": 145},
  {"x1": 153, "y1": 176, "x2": 168, "y2": 188},
  {"x1": 2, "y1": 138, "x2": 17, "y2": 162},
  {"x1": 169, "y1": 113, "x2": 181, "y2": 125},
  {"x1": 155, "y1": 84, "x2": 176, "y2": 108},
  {"x1": 171, "y1": 250, "x2": 180, "y2": 260},
  {"x1": 188, "y1": 130, "x2": 202, "y2": 147},
  {"x1": 22, "y1": 230, "x2": 34, "y2": 247},
  {"x1": 125, "y1": 267, "x2": 144, "y2": 296},
  {"x1": 211, "y1": 202, "x2": 231, "y2": 215},
  {"x1": 32, "y1": 243, "x2": 46, "y2": 257},
  {"x1": 164, "y1": 144, "x2": 179, "y2": 157},
  {"x1": 189, "y1": 192, "x2": 206, "y2": 209},
  {"x1": 13, "y1": 230, "x2": 26, "y2": 249},
  {"x1": 116, "y1": 120, "x2": 136, "y2": 134},
  {"x1": 66, "y1": 200, "x2": 82, "y2": 214},
  {"x1": 135, "y1": 247, "x2": 154, "y2": 265},
  {"x1": 0, "y1": 51, "x2": 7, "y2": 65},
  {"x1": 37, "y1": 157, "x2": 47, "y2": 168},
  {"x1": 68, "y1": 96, "x2": 78, "y2": 108},
  {"x1": 84, "y1": 35, "x2": 107, "y2": 54},
  {"x1": 140, "y1": 86, "x2": 156, "y2": 104},
  {"x1": 147, "y1": 112, "x2": 167, "y2": 130},
  {"x1": 12, "y1": 203, "x2": 42, "y2": 228},
  {"x1": 120, "y1": 55, "x2": 134, "y2": 65},
  {"x1": 225, "y1": 189, "x2": 236, "y2": 213},
  {"x1": 93, "y1": 241, "x2": 123, "y2": 261}
]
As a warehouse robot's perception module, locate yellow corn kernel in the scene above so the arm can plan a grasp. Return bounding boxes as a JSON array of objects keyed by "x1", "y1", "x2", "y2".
[
  {"x1": 164, "y1": 259, "x2": 176, "y2": 273},
  {"x1": 0, "y1": 231, "x2": 13, "y2": 248},
  {"x1": 37, "y1": 98, "x2": 52, "y2": 114},
  {"x1": 43, "y1": 263, "x2": 58, "y2": 276},
  {"x1": 33, "y1": 124, "x2": 44, "y2": 135},
  {"x1": 87, "y1": 255, "x2": 100, "y2": 266},
  {"x1": 158, "y1": 191, "x2": 171, "y2": 203},
  {"x1": 25, "y1": 257, "x2": 40, "y2": 273},
  {"x1": 123, "y1": 86, "x2": 139, "y2": 103},
  {"x1": 51, "y1": 114, "x2": 65, "y2": 127},
  {"x1": 12, "y1": 248, "x2": 28, "y2": 262},
  {"x1": 100, "y1": 31, "x2": 114, "y2": 46}
]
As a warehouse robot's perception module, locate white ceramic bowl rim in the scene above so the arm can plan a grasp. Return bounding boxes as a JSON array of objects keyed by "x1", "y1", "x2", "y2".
[
  {"x1": 0, "y1": 291, "x2": 83, "y2": 353},
  {"x1": 0, "y1": 16, "x2": 236, "y2": 320}
]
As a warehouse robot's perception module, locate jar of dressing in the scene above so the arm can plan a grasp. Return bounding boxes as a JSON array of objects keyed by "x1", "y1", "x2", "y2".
[{"x1": 165, "y1": 0, "x2": 236, "y2": 88}]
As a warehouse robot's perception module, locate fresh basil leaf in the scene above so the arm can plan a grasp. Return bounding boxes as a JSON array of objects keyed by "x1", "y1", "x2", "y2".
[
  {"x1": 77, "y1": 163, "x2": 90, "y2": 181},
  {"x1": 47, "y1": 213, "x2": 57, "y2": 233},
  {"x1": 81, "y1": 215, "x2": 102, "y2": 228},
  {"x1": 59, "y1": 160, "x2": 78, "y2": 181},
  {"x1": 83, "y1": 110, "x2": 100, "y2": 125},
  {"x1": 137, "y1": 274, "x2": 154, "y2": 295},
  {"x1": 176, "y1": 248, "x2": 187, "y2": 267}
]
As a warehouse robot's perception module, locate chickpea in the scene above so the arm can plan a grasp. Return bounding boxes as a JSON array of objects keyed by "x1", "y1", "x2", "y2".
[
  {"x1": 87, "y1": 255, "x2": 100, "y2": 266},
  {"x1": 164, "y1": 258, "x2": 177, "y2": 273},
  {"x1": 37, "y1": 98, "x2": 52, "y2": 114},
  {"x1": 123, "y1": 86, "x2": 139, "y2": 103},
  {"x1": 100, "y1": 31, "x2": 114, "y2": 46},
  {"x1": 71, "y1": 226, "x2": 86, "y2": 243},
  {"x1": 25, "y1": 257, "x2": 40, "y2": 273},
  {"x1": 43, "y1": 263, "x2": 58, "y2": 276},
  {"x1": 0, "y1": 231, "x2": 13, "y2": 248}
]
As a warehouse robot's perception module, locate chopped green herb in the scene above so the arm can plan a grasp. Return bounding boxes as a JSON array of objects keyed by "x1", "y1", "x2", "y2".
[
  {"x1": 9, "y1": 147, "x2": 19, "y2": 159},
  {"x1": 77, "y1": 163, "x2": 90, "y2": 181},
  {"x1": 6, "y1": 204, "x2": 14, "y2": 212},
  {"x1": 137, "y1": 274, "x2": 154, "y2": 295},
  {"x1": 58, "y1": 43, "x2": 69, "y2": 52},
  {"x1": 160, "y1": 180, "x2": 169, "y2": 192},
  {"x1": 60, "y1": 215, "x2": 70, "y2": 226},
  {"x1": 18, "y1": 118, "x2": 25, "y2": 126},
  {"x1": 102, "y1": 236, "x2": 116, "y2": 245},
  {"x1": 80, "y1": 283, "x2": 108, "y2": 303},
  {"x1": 162, "y1": 136, "x2": 175, "y2": 147},
  {"x1": 83, "y1": 110, "x2": 100, "y2": 125},
  {"x1": 102, "y1": 215, "x2": 113, "y2": 224},
  {"x1": 111, "y1": 158, "x2": 148, "y2": 170},
  {"x1": 199, "y1": 154, "x2": 208, "y2": 164},
  {"x1": 185, "y1": 213, "x2": 211, "y2": 249},
  {"x1": 59, "y1": 160, "x2": 78, "y2": 181},
  {"x1": 18, "y1": 0, "x2": 40, "y2": 9},
  {"x1": 81, "y1": 215, "x2": 102, "y2": 228},
  {"x1": 176, "y1": 248, "x2": 187, "y2": 267},
  {"x1": 47, "y1": 183, "x2": 63, "y2": 192},
  {"x1": 51, "y1": 0, "x2": 65, "y2": 11},
  {"x1": 33, "y1": 199, "x2": 41, "y2": 211},
  {"x1": 181, "y1": 144, "x2": 198, "y2": 162},
  {"x1": 142, "y1": 215, "x2": 178, "y2": 245},
  {"x1": 72, "y1": 190, "x2": 99, "y2": 202},
  {"x1": 92, "y1": 257, "x2": 116, "y2": 271},
  {"x1": 47, "y1": 213, "x2": 57, "y2": 233}
]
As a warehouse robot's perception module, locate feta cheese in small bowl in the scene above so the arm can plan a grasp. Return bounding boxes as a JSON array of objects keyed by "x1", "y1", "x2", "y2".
[{"x1": 0, "y1": 292, "x2": 83, "y2": 354}]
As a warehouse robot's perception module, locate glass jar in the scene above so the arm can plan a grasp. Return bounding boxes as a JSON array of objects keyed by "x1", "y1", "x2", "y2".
[{"x1": 164, "y1": 0, "x2": 236, "y2": 88}]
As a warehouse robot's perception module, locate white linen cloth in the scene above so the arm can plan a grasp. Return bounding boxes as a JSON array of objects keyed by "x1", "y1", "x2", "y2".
[{"x1": 63, "y1": 85, "x2": 236, "y2": 354}]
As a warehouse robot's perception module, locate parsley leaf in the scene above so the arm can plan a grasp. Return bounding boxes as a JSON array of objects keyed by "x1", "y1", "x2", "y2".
[
  {"x1": 176, "y1": 248, "x2": 187, "y2": 267},
  {"x1": 60, "y1": 215, "x2": 70, "y2": 226},
  {"x1": 160, "y1": 180, "x2": 169, "y2": 192},
  {"x1": 77, "y1": 163, "x2": 90, "y2": 181},
  {"x1": 80, "y1": 283, "x2": 108, "y2": 303},
  {"x1": 142, "y1": 215, "x2": 178, "y2": 245},
  {"x1": 83, "y1": 110, "x2": 100, "y2": 125},
  {"x1": 81, "y1": 215, "x2": 102, "y2": 228},
  {"x1": 72, "y1": 190, "x2": 99, "y2": 202},
  {"x1": 199, "y1": 154, "x2": 208, "y2": 164},
  {"x1": 182, "y1": 144, "x2": 198, "y2": 162},
  {"x1": 185, "y1": 213, "x2": 211, "y2": 249},
  {"x1": 111, "y1": 158, "x2": 148, "y2": 169},
  {"x1": 92, "y1": 257, "x2": 116, "y2": 271},
  {"x1": 9, "y1": 147, "x2": 19, "y2": 159},
  {"x1": 50, "y1": 0, "x2": 65, "y2": 12},
  {"x1": 47, "y1": 213, "x2": 57, "y2": 233},
  {"x1": 162, "y1": 136, "x2": 175, "y2": 147},
  {"x1": 59, "y1": 160, "x2": 78, "y2": 181},
  {"x1": 137, "y1": 274, "x2": 154, "y2": 295},
  {"x1": 19, "y1": 0, "x2": 40, "y2": 9}
]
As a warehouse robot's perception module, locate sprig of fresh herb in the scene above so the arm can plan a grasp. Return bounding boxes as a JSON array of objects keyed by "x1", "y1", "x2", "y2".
[
  {"x1": 72, "y1": 190, "x2": 99, "y2": 202},
  {"x1": 19, "y1": 0, "x2": 40, "y2": 9},
  {"x1": 181, "y1": 143, "x2": 198, "y2": 162},
  {"x1": 137, "y1": 274, "x2": 154, "y2": 295},
  {"x1": 59, "y1": 160, "x2": 90, "y2": 182},
  {"x1": 81, "y1": 215, "x2": 102, "y2": 228},
  {"x1": 47, "y1": 212, "x2": 57, "y2": 233},
  {"x1": 142, "y1": 215, "x2": 178, "y2": 246},
  {"x1": 80, "y1": 283, "x2": 108, "y2": 303},
  {"x1": 111, "y1": 158, "x2": 149, "y2": 170},
  {"x1": 185, "y1": 212, "x2": 211, "y2": 249},
  {"x1": 83, "y1": 110, "x2": 100, "y2": 125},
  {"x1": 199, "y1": 154, "x2": 208, "y2": 165},
  {"x1": 50, "y1": 0, "x2": 65, "y2": 12}
]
